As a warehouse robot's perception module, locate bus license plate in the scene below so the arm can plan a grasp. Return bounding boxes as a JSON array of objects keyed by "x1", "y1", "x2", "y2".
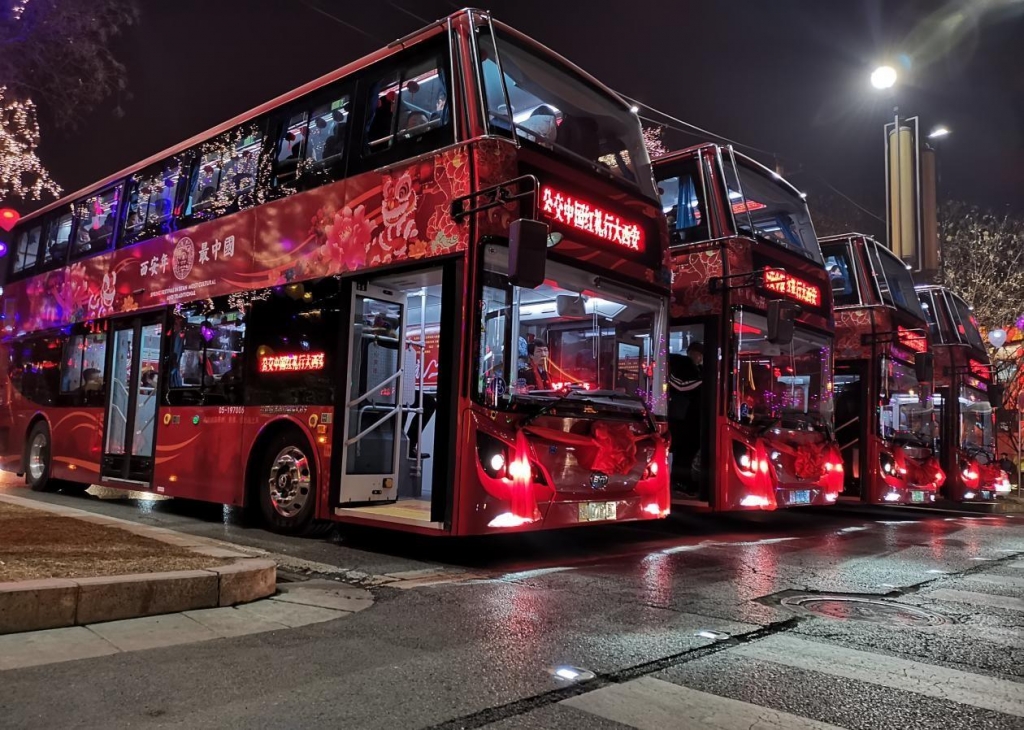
[
  {"x1": 579, "y1": 501, "x2": 616, "y2": 522},
  {"x1": 910, "y1": 491, "x2": 925, "y2": 503},
  {"x1": 789, "y1": 490, "x2": 811, "y2": 505}
]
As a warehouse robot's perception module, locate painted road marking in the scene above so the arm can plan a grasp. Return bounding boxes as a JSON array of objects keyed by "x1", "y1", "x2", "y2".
[
  {"x1": 733, "y1": 634, "x2": 1024, "y2": 718},
  {"x1": 562, "y1": 676, "x2": 844, "y2": 730},
  {"x1": 926, "y1": 588, "x2": 1024, "y2": 613},
  {"x1": 963, "y1": 574, "x2": 1024, "y2": 590}
]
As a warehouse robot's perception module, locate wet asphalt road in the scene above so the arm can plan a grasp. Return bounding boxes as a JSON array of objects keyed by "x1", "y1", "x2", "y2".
[{"x1": 2, "y1": 480, "x2": 1023, "y2": 729}]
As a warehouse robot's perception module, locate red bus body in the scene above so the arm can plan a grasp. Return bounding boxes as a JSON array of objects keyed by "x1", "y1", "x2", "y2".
[
  {"x1": 654, "y1": 144, "x2": 841, "y2": 511},
  {"x1": 0, "y1": 10, "x2": 670, "y2": 535},
  {"x1": 916, "y1": 285, "x2": 1010, "y2": 501},
  {"x1": 821, "y1": 234, "x2": 944, "y2": 505}
]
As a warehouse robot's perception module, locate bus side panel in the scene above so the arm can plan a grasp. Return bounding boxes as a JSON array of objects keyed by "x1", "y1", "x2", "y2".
[
  {"x1": 49, "y1": 406, "x2": 104, "y2": 483},
  {"x1": 150, "y1": 406, "x2": 246, "y2": 505}
]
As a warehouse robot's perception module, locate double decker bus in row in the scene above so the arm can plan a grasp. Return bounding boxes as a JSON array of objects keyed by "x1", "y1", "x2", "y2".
[
  {"x1": 654, "y1": 144, "x2": 842, "y2": 511},
  {"x1": 821, "y1": 233, "x2": 944, "y2": 505},
  {"x1": 0, "y1": 9, "x2": 671, "y2": 535},
  {"x1": 916, "y1": 284, "x2": 1011, "y2": 501}
]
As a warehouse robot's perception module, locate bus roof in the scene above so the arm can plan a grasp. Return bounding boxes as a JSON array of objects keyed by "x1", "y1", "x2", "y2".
[{"x1": 19, "y1": 8, "x2": 638, "y2": 227}]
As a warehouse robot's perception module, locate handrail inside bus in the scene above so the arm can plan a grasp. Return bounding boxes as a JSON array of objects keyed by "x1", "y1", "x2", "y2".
[{"x1": 348, "y1": 369, "x2": 403, "y2": 410}]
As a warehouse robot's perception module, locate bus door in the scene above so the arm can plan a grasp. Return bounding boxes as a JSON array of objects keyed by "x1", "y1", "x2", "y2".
[
  {"x1": 101, "y1": 315, "x2": 164, "y2": 485},
  {"x1": 339, "y1": 283, "x2": 406, "y2": 503},
  {"x1": 834, "y1": 362, "x2": 866, "y2": 496}
]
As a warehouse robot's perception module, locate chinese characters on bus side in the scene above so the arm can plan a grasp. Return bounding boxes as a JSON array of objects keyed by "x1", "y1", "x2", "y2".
[
  {"x1": 764, "y1": 268, "x2": 821, "y2": 307},
  {"x1": 540, "y1": 186, "x2": 644, "y2": 252},
  {"x1": 258, "y1": 352, "x2": 326, "y2": 373},
  {"x1": 139, "y1": 235, "x2": 237, "y2": 277}
]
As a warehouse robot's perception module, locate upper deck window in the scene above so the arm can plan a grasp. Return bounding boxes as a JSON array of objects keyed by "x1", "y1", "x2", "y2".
[
  {"x1": 71, "y1": 186, "x2": 121, "y2": 259},
  {"x1": 951, "y1": 293, "x2": 984, "y2": 350},
  {"x1": 185, "y1": 125, "x2": 263, "y2": 221},
  {"x1": 124, "y1": 158, "x2": 187, "y2": 245},
  {"x1": 41, "y1": 210, "x2": 73, "y2": 267},
  {"x1": 823, "y1": 247, "x2": 858, "y2": 307},
  {"x1": 917, "y1": 289, "x2": 943, "y2": 340},
  {"x1": 362, "y1": 54, "x2": 450, "y2": 157},
  {"x1": 272, "y1": 88, "x2": 351, "y2": 190},
  {"x1": 478, "y1": 29, "x2": 655, "y2": 200},
  {"x1": 12, "y1": 224, "x2": 42, "y2": 274},
  {"x1": 722, "y1": 157, "x2": 822, "y2": 264},
  {"x1": 866, "y1": 243, "x2": 927, "y2": 320},
  {"x1": 658, "y1": 159, "x2": 709, "y2": 245}
]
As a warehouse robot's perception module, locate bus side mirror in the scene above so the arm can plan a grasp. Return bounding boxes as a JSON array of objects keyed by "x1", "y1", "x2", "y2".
[
  {"x1": 989, "y1": 383, "x2": 1004, "y2": 408},
  {"x1": 767, "y1": 300, "x2": 800, "y2": 345},
  {"x1": 509, "y1": 218, "x2": 548, "y2": 289},
  {"x1": 915, "y1": 352, "x2": 934, "y2": 383}
]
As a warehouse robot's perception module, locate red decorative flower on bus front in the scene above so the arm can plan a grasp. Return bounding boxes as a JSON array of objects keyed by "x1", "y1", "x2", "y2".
[{"x1": 323, "y1": 204, "x2": 374, "y2": 271}]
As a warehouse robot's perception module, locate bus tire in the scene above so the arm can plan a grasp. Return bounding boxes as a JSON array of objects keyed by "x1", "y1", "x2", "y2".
[
  {"x1": 256, "y1": 430, "x2": 318, "y2": 534},
  {"x1": 25, "y1": 422, "x2": 57, "y2": 492}
]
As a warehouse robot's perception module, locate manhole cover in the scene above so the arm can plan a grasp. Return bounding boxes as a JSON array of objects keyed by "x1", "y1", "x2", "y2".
[{"x1": 780, "y1": 595, "x2": 948, "y2": 626}]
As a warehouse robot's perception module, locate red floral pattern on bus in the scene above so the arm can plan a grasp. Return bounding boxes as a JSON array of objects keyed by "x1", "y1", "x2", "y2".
[
  {"x1": 835, "y1": 309, "x2": 873, "y2": 359},
  {"x1": 2, "y1": 147, "x2": 472, "y2": 334},
  {"x1": 671, "y1": 246, "x2": 722, "y2": 318}
]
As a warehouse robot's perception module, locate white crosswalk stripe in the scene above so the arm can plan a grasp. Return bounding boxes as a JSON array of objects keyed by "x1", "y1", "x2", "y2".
[
  {"x1": 926, "y1": 588, "x2": 1024, "y2": 612},
  {"x1": 559, "y1": 628, "x2": 1024, "y2": 730},
  {"x1": 962, "y1": 573, "x2": 1024, "y2": 590},
  {"x1": 561, "y1": 676, "x2": 845, "y2": 730},
  {"x1": 732, "y1": 634, "x2": 1024, "y2": 718}
]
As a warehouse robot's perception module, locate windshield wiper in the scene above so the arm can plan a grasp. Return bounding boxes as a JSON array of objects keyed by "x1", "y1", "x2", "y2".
[{"x1": 520, "y1": 388, "x2": 651, "y2": 429}]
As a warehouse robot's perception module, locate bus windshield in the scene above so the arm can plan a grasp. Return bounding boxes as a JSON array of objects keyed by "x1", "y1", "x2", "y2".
[
  {"x1": 723, "y1": 156, "x2": 823, "y2": 264},
  {"x1": 729, "y1": 311, "x2": 833, "y2": 430},
  {"x1": 867, "y1": 243, "x2": 927, "y2": 320},
  {"x1": 478, "y1": 29, "x2": 656, "y2": 199},
  {"x1": 879, "y1": 356, "x2": 935, "y2": 446},
  {"x1": 960, "y1": 383, "x2": 994, "y2": 457},
  {"x1": 951, "y1": 294, "x2": 985, "y2": 350},
  {"x1": 477, "y1": 245, "x2": 666, "y2": 418}
]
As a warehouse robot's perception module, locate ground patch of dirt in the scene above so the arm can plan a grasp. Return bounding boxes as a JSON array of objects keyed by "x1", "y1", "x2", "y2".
[{"x1": 0, "y1": 502, "x2": 228, "y2": 582}]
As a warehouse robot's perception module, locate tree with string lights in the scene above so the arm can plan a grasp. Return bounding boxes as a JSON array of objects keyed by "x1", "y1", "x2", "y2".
[
  {"x1": 0, "y1": 86, "x2": 61, "y2": 202},
  {"x1": 642, "y1": 126, "x2": 668, "y2": 160},
  {"x1": 936, "y1": 200, "x2": 1024, "y2": 458}
]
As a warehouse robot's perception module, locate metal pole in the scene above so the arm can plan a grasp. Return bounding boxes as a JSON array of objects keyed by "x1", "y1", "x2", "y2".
[{"x1": 894, "y1": 107, "x2": 901, "y2": 256}]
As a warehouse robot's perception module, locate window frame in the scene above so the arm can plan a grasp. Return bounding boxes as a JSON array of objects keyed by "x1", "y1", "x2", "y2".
[
  {"x1": 658, "y1": 155, "x2": 712, "y2": 247},
  {"x1": 9, "y1": 222, "x2": 44, "y2": 279},
  {"x1": 69, "y1": 183, "x2": 124, "y2": 262},
  {"x1": 179, "y1": 120, "x2": 267, "y2": 229},
  {"x1": 823, "y1": 242, "x2": 862, "y2": 308},
  {"x1": 349, "y1": 39, "x2": 455, "y2": 176}
]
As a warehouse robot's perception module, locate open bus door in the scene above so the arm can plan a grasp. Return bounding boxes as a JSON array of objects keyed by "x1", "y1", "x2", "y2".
[
  {"x1": 834, "y1": 362, "x2": 867, "y2": 497},
  {"x1": 339, "y1": 283, "x2": 407, "y2": 503},
  {"x1": 100, "y1": 314, "x2": 164, "y2": 485}
]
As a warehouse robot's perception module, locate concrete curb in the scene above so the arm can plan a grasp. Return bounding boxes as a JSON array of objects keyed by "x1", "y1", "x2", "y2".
[{"x1": 0, "y1": 494, "x2": 277, "y2": 635}]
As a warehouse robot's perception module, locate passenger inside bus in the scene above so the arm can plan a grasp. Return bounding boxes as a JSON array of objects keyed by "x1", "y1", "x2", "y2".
[
  {"x1": 669, "y1": 342, "x2": 703, "y2": 494},
  {"x1": 81, "y1": 368, "x2": 103, "y2": 392}
]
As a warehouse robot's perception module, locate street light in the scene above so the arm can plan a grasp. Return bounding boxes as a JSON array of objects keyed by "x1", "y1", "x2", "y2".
[
  {"x1": 870, "y1": 65, "x2": 898, "y2": 90},
  {"x1": 928, "y1": 126, "x2": 951, "y2": 139}
]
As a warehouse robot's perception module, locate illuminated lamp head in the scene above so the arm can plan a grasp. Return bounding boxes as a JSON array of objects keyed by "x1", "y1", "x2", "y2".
[{"x1": 0, "y1": 207, "x2": 19, "y2": 232}]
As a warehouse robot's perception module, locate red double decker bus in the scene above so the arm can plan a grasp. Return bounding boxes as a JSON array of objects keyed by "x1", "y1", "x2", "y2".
[
  {"x1": 821, "y1": 233, "x2": 944, "y2": 505},
  {"x1": 0, "y1": 10, "x2": 670, "y2": 535},
  {"x1": 916, "y1": 284, "x2": 1011, "y2": 501},
  {"x1": 654, "y1": 144, "x2": 842, "y2": 511}
]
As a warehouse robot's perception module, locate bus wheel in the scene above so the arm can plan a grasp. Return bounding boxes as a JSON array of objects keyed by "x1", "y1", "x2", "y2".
[
  {"x1": 257, "y1": 433, "x2": 317, "y2": 534},
  {"x1": 26, "y1": 423, "x2": 56, "y2": 492}
]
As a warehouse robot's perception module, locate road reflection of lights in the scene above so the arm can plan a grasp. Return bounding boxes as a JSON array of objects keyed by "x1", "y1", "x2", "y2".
[
  {"x1": 837, "y1": 525, "x2": 870, "y2": 534},
  {"x1": 926, "y1": 569, "x2": 947, "y2": 574}
]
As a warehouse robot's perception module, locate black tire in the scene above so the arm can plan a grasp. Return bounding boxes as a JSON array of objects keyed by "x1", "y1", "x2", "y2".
[
  {"x1": 58, "y1": 482, "x2": 89, "y2": 496},
  {"x1": 256, "y1": 430, "x2": 319, "y2": 535},
  {"x1": 25, "y1": 422, "x2": 56, "y2": 492}
]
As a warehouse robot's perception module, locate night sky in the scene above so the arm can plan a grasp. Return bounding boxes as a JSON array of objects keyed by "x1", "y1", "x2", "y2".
[{"x1": 35, "y1": 0, "x2": 1024, "y2": 220}]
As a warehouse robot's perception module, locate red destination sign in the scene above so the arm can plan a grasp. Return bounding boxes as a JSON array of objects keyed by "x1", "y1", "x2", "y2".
[
  {"x1": 763, "y1": 268, "x2": 821, "y2": 307},
  {"x1": 258, "y1": 352, "x2": 326, "y2": 373},
  {"x1": 897, "y1": 326, "x2": 928, "y2": 353},
  {"x1": 969, "y1": 359, "x2": 990, "y2": 380},
  {"x1": 540, "y1": 186, "x2": 644, "y2": 252}
]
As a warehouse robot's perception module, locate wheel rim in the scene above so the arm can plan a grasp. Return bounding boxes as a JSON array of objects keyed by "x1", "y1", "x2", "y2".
[
  {"x1": 28, "y1": 432, "x2": 48, "y2": 481},
  {"x1": 267, "y1": 446, "x2": 312, "y2": 518}
]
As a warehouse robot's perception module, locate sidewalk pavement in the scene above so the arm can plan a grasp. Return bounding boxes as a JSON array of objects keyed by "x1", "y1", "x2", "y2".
[{"x1": 0, "y1": 492, "x2": 376, "y2": 671}]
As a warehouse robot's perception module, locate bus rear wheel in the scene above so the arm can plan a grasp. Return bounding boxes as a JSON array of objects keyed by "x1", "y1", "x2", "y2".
[
  {"x1": 257, "y1": 432, "x2": 318, "y2": 534},
  {"x1": 26, "y1": 422, "x2": 56, "y2": 492}
]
